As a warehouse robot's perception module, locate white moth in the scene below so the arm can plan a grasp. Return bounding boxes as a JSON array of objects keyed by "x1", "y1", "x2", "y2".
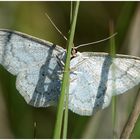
[{"x1": 0, "y1": 29, "x2": 140, "y2": 116}]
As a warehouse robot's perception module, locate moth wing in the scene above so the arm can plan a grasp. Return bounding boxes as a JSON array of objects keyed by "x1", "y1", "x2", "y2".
[
  {"x1": 69, "y1": 52, "x2": 140, "y2": 116},
  {"x1": 0, "y1": 29, "x2": 66, "y2": 106},
  {"x1": 0, "y1": 29, "x2": 65, "y2": 75}
]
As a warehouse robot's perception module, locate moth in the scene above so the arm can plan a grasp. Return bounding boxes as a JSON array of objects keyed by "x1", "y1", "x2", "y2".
[{"x1": 0, "y1": 29, "x2": 140, "y2": 116}]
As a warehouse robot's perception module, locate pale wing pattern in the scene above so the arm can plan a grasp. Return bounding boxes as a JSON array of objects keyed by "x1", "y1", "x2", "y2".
[
  {"x1": 69, "y1": 52, "x2": 140, "y2": 116},
  {"x1": 0, "y1": 29, "x2": 66, "y2": 106}
]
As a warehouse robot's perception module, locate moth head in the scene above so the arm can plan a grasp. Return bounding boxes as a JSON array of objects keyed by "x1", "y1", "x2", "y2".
[{"x1": 71, "y1": 47, "x2": 78, "y2": 59}]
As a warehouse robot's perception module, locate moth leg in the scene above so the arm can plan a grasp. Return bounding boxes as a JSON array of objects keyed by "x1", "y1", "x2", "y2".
[{"x1": 56, "y1": 55, "x2": 65, "y2": 70}]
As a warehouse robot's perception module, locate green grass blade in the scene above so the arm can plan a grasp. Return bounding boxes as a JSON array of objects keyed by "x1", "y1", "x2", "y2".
[
  {"x1": 109, "y1": 20, "x2": 117, "y2": 138},
  {"x1": 53, "y1": 1, "x2": 80, "y2": 138},
  {"x1": 62, "y1": 2, "x2": 74, "y2": 138},
  {"x1": 62, "y1": 81, "x2": 69, "y2": 138},
  {"x1": 70, "y1": 1, "x2": 73, "y2": 24}
]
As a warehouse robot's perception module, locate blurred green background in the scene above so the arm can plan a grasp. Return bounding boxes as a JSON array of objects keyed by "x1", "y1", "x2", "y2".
[{"x1": 0, "y1": 1, "x2": 140, "y2": 138}]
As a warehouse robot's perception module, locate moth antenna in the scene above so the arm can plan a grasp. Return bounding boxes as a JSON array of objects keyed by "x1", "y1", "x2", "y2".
[
  {"x1": 45, "y1": 13, "x2": 68, "y2": 41},
  {"x1": 75, "y1": 32, "x2": 117, "y2": 49}
]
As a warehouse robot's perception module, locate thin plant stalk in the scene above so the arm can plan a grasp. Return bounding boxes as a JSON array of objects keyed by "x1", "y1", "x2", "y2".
[
  {"x1": 62, "y1": 2, "x2": 74, "y2": 138},
  {"x1": 120, "y1": 88, "x2": 140, "y2": 138},
  {"x1": 53, "y1": 1, "x2": 80, "y2": 138},
  {"x1": 109, "y1": 20, "x2": 117, "y2": 138},
  {"x1": 62, "y1": 79, "x2": 69, "y2": 138},
  {"x1": 70, "y1": 1, "x2": 73, "y2": 24}
]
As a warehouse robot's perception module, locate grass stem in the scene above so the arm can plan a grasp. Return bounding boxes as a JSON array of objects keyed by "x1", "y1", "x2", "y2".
[{"x1": 53, "y1": 2, "x2": 80, "y2": 138}]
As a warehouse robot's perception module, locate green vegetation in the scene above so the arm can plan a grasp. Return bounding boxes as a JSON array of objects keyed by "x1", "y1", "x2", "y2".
[{"x1": 0, "y1": 1, "x2": 139, "y2": 138}]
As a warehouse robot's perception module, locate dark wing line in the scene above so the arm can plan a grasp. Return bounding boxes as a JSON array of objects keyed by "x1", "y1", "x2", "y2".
[{"x1": 0, "y1": 29, "x2": 64, "y2": 52}]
